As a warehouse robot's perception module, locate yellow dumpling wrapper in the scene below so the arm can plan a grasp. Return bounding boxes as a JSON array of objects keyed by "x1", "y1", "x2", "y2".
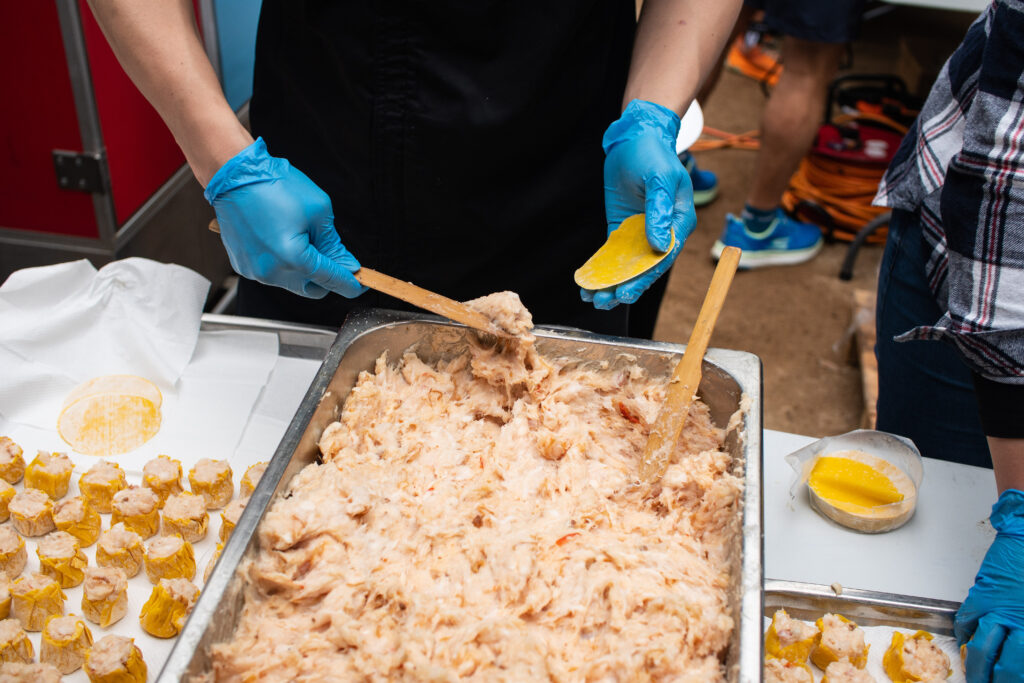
[
  {"x1": 574, "y1": 214, "x2": 676, "y2": 290},
  {"x1": 143, "y1": 455, "x2": 183, "y2": 507},
  {"x1": 9, "y1": 489, "x2": 55, "y2": 537},
  {"x1": 79, "y1": 462, "x2": 127, "y2": 514},
  {"x1": 54, "y1": 498, "x2": 103, "y2": 547},
  {"x1": 765, "y1": 609, "x2": 818, "y2": 664},
  {"x1": 139, "y1": 579, "x2": 199, "y2": 638},
  {"x1": 81, "y1": 569, "x2": 129, "y2": 628},
  {"x1": 0, "y1": 581, "x2": 10, "y2": 620},
  {"x1": 0, "y1": 533, "x2": 27, "y2": 580},
  {"x1": 883, "y1": 630, "x2": 953, "y2": 683},
  {"x1": 162, "y1": 492, "x2": 210, "y2": 543},
  {"x1": 0, "y1": 437, "x2": 25, "y2": 485},
  {"x1": 58, "y1": 394, "x2": 161, "y2": 456},
  {"x1": 809, "y1": 455, "x2": 905, "y2": 512},
  {"x1": 144, "y1": 536, "x2": 196, "y2": 584},
  {"x1": 0, "y1": 482, "x2": 14, "y2": 524},
  {"x1": 96, "y1": 528, "x2": 144, "y2": 579},
  {"x1": 37, "y1": 546, "x2": 88, "y2": 589},
  {"x1": 811, "y1": 613, "x2": 869, "y2": 670},
  {"x1": 111, "y1": 506, "x2": 160, "y2": 540},
  {"x1": 0, "y1": 618, "x2": 34, "y2": 663},
  {"x1": 41, "y1": 614, "x2": 93, "y2": 674},
  {"x1": 240, "y1": 461, "x2": 268, "y2": 498},
  {"x1": 25, "y1": 452, "x2": 74, "y2": 500},
  {"x1": 84, "y1": 635, "x2": 147, "y2": 683},
  {"x1": 204, "y1": 542, "x2": 225, "y2": 583},
  {"x1": 188, "y1": 459, "x2": 234, "y2": 510},
  {"x1": 11, "y1": 575, "x2": 66, "y2": 631}
]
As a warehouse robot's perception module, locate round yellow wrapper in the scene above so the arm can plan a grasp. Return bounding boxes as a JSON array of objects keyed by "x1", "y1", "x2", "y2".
[
  {"x1": 58, "y1": 394, "x2": 161, "y2": 456},
  {"x1": 574, "y1": 214, "x2": 676, "y2": 290},
  {"x1": 61, "y1": 375, "x2": 162, "y2": 411}
]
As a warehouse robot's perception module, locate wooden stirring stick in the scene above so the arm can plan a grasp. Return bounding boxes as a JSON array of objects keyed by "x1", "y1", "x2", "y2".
[
  {"x1": 639, "y1": 246, "x2": 741, "y2": 483},
  {"x1": 208, "y1": 219, "x2": 510, "y2": 338}
]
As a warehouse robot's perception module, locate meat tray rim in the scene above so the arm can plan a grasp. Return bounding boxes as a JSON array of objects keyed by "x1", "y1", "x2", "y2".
[{"x1": 158, "y1": 308, "x2": 765, "y2": 682}]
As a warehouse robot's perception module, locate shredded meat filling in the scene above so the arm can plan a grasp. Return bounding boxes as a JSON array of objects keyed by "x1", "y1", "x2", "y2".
[{"x1": 210, "y1": 300, "x2": 743, "y2": 682}]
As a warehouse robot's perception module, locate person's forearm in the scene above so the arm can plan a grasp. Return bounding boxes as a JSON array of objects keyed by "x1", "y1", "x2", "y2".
[
  {"x1": 86, "y1": 0, "x2": 252, "y2": 186},
  {"x1": 990, "y1": 437, "x2": 1024, "y2": 494},
  {"x1": 624, "y1": 0, "x2": 742, "y2": 115}
]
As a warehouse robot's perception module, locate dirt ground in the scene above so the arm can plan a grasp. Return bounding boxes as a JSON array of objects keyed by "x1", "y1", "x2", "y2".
[{"x1": 651, "y1": 6, "x2": 975, "y2": 437}]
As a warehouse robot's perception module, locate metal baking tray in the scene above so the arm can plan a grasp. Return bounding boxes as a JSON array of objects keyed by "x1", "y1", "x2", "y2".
[
  {"x1": 160, "y1": 308, "x2": 765, "y2": 681},
  {"x1": 765, "y1": 579, "x2": 959, "y2": 636}
]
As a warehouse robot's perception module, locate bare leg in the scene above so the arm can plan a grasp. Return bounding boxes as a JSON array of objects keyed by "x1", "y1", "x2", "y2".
[{"x1": 746, "y1": 38, "x2": 845, "y2": 210}]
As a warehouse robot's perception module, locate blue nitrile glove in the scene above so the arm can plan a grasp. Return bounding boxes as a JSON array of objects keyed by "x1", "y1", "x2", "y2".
[
  {"x1": 955, "y1": 489, "x2": 1024, "y2": 682},
  {"x1": 582, "y1": 99, "x2": 696, "y2": 310},
  {"x1": 204, "y1": 138, "x2": 367, "y2": 299}
]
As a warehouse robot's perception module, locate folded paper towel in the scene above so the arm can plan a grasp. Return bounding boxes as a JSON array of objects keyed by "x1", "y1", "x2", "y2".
[{"x1": 0, "y1": 258, "x2": 209, "y2": 387}]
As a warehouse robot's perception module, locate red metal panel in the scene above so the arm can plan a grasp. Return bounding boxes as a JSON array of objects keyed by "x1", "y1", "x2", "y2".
[
  {"x1": 0, "y1": 3, "x2": 98, "y2": 238},
  {"x1": 79, "y1": 0, "x2": 193, "y2": 227}
]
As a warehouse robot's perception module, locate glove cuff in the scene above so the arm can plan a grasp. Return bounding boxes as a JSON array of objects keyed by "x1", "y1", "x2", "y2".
[
  {"x1": 602, "y1": 100, "x2": 682, "y2": 154},
  {"x1": 204, "y1": 137, "x2": 286, "y2": 204},
  {"x1": 991, "y1": 489, "x2": 1024, "y2": 536}
]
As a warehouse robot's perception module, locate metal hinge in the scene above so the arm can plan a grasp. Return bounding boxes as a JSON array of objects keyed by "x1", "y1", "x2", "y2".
[{"x1": 52, "y1": 149, "x2": 107, "y2": 193}]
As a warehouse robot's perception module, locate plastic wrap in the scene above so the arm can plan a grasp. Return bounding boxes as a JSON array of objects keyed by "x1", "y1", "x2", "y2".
[{"x1": 786, "y1": 430, "x2": 924, "y2": 533}]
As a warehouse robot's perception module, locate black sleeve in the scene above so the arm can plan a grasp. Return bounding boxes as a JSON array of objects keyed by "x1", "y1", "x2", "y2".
[{"x1": 972, "y1": 372, "x2": 1024, "y2": 439}]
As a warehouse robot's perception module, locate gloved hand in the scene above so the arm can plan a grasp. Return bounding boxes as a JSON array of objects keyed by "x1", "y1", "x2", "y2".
[
  {"x1": 582, "y1": 99, "x2": 696, "y2": 310},
  {"x1": 955, "y1": 488, "x2": 1024, "y2": 682},
  {"x1": 204, "y1": 137, "x2": 367, "y2": 299}
]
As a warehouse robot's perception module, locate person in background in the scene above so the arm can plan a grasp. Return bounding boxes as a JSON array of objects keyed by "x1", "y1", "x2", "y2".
[
  {"x1": 873, "y1": 1, "x2": 1024, "y2": 679},
  {"x1": 85, "y1": 1, "x2": 742, "y2": 340},
  {"x1": 703, "y1": 0, "x2": 866, "y2": 269}
]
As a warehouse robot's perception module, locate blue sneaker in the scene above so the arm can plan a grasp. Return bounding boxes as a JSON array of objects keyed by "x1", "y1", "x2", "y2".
[
  {"x1": 679, "y1": 152, "x2": 718, "y2": 207},
  {"x1": 711, "y1": 210, "x2": 823, "y2": 268}
]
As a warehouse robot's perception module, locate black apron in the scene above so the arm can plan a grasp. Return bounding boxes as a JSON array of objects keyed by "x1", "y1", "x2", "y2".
[{"x1": 241, "y1": 1, "x2": 638, "y2": 336}]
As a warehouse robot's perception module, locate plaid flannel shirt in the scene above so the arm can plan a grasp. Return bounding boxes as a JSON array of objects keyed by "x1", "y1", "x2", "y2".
[{"x1": 874, "y1": 0, "x2": 1024, "y2": 385}]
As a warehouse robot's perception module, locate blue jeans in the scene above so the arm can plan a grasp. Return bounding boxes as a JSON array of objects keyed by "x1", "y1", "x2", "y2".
[{"x1": 875, "y1": 208, "x2": 991, "y2": 468}]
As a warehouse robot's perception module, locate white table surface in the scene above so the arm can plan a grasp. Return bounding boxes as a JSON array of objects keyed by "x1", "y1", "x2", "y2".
[{"x1": 763, "y1": 429, "x2": 997, "y2": 604}]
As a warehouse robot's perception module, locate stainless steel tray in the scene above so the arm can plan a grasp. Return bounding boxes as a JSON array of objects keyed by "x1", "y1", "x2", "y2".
[
  {"x1": 765, "y1": 579, "x2": 959, "y2": 636},
  {"x1": 161, "y1": 308, "x2": 765, "y2": 682}
]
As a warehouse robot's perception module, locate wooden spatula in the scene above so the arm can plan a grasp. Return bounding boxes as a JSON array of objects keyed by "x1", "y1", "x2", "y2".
[
  {"x1": 208, "y1": 220, "x2": 511, "y2": 338},
  {"x1": 638, "y1": 246, "x2": 741, "y2": 483}
]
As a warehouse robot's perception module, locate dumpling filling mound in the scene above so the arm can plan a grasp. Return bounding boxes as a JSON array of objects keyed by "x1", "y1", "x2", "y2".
[{"x1": 210, "y1": 299, "x2": 744, "y2": 681}]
